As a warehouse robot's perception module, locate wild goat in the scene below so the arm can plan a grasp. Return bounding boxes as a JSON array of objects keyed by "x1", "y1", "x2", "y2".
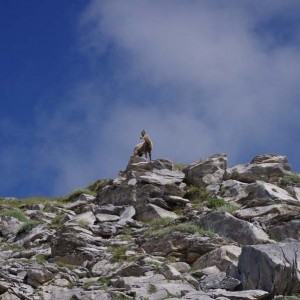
[{"x1": 133, "y1": 130, "x2": 153, "y2": 161}]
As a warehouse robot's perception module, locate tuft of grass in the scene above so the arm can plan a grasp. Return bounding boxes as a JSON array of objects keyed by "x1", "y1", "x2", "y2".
[
  {"x1": 204, "y1": 197, "x2": 226, "y2": 208},
  {"x1": 217, "y1": 203, "x2": 240, "y2": 214},
  {"x1": 83, "y1": 280, "x2": 99, "y2": 289},
  {"x1": 55, "y1": 260, "x2": 77, "y2": 270},
  {"x1": 0, "y1": 209, "x2": 28, "y2": 222},
  {"x1": 35, "y1": 253, "x2": 49, "y2": 263},
  {"x1": 109, "y1": 245, "x2": 131, "y2": 263},
  {"x1": 146, "y1": 217, "x2": 174, "y2": 229},
  {"x1": 174, "y1": 163, "x2": 187, "y2": 171},
  {"x1": 50, "y1": 213, "x2": 64, "y2": 229},
  {"x1": 86, "y1": 179, "x2": 113, "y2": 193},
  {"x1": 148, "y1": 284, "x2": 157, "y2": 294},
  {"x1": 17, "y1": 220, "x2": 40, "y2": 235},
  {"x1": 185, "y1": 185, "x2": 212, "y2": 202},
  {"x1": 147, "y1": 221, "x2": 215, "y2": 238},
  {"x1": 61, "y1": 188, "x2": 96, "y2": 202},
  {"x1": 77, "y1": 219, "x2": 90, "y2": 229},
  {"x1": 281, "y1": 173, "x2": 300, "y2": 187}
]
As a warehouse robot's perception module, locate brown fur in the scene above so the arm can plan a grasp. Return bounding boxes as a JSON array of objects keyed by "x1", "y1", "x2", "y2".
[{"x1": 132, "y1": 130, "x2": 153, "y2": 161}]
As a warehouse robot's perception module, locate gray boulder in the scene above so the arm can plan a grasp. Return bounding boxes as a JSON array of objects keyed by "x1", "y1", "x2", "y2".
[
  {"x1": 183, "y1": 153, "x2": 227, "y2": 187},
  {"x1": 226, "y1": 154, "x2": 291, "y2": 184},
  {"x1": 136, "y1": 204, "x2": 178, "y2": 222},
  {"x1": 238, "y1": 242, "x2": 300, "y2": 296},
  {"x1": 238, "y1": 181, "x2": 299, "y2": 207},
  {"x1": 197, "y1": 211, "x2": 271, "y2": 245}
]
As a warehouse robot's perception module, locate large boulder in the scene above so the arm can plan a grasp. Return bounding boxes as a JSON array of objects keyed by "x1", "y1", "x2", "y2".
[
  {"x1": 237, "y1": 181, "x2": 299, "y2": 207},
  {"x1": 226, "y1": 154, "x2": 291, "y2": 184},
  {"x1": 197, "y1": 211, "x2": 272, "y2": 245},
  {"x1": 183, "y1": 153, "x2": 227, "y2": 187},
  {"x1": 238, "y1": 242, "x2": 300, "y2": 296}
]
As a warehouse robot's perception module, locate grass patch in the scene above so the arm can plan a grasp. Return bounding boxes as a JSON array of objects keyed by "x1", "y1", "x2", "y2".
[
  {"x1": 0, "y1": 197, "x2": 61, "y2": 209},
  {"x1": 86, "y1": 179, "x2": 113, "y2": 193},
  {"x1": 77, "y1": 219, "x2": 90, "y2": 229},
  {"x1": 55, "y1": 260, "x2": 77, "y2": 270},
  {"x1": 281, "y1": 173, "x2": 300, "y2": 187},
  {"x1": 204, "y1": 197, "x2": 226, "y2": 208},
  {"x1": 35, "y1": 253, "x2": 49, "y2": 263},
  {"x1": 0, "y1": 209, "x2": 28, "y2": 222},
  {"x1": 148, "y1": 221, "x2": 215, "y2": 238},
  {"x1": 148, "y1": 284, "x2": 157, "y2": 294},
  {"x1": 146, "y1": 217, "x2": 174, "y2": 229},
  {"x1": 50, "y1": 213, "x2": 64, "y2": 229},
  {"x1": 61, "y1": 188, "x2": 96, "y2": 202},
  {"x1": 174, "y1": 163, "x2": 187, "y2": 171},
  {"x1": 17, "y1": 220, "x2": 40, "y2": 235},
  {"x1": 2, "y1": 244, "x2": 24, "y2": 251},
  {"x1": 217, "y1": 203, "x2": 240, "y2": 214},
  {"x1": 109, "y1": 245, "x2": 131, "y2": 263}
]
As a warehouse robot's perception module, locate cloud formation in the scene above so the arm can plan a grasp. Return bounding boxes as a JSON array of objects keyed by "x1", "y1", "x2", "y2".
[{"x1": 2, "y1": 1, "x2": 300, "y2": 197}]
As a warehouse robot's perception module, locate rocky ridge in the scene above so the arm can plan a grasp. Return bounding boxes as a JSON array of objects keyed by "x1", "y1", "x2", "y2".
[{"x1": 0, "y1": 153, "x2": 300, "y2": 299}]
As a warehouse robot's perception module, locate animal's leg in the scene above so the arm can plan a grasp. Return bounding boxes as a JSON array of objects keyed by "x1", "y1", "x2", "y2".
[{"x1": 149, "y1": 152, "x2": 152, "y2": 161}]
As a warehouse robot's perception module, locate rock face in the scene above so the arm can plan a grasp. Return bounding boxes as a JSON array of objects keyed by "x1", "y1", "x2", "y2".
[
  {"x1": 1, "y1": 152, "x2": 300, "y2": 299},
  {"x1": 226, "y1": 154, "x2": 291, "y2": 184},
  {"x1": 197, "y1": 211, "x2": 272, "y2": 245},
  {"x1": 183, "y1": 153, "x2": 227, "y2": 187},
  {"x1": 238, "y1": 242, "x2": 300, "y2": 296}
]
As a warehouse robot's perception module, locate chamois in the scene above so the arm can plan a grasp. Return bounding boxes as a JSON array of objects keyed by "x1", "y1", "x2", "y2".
[{"x1": 132, "y1": 130, "x2": 153, "y2": 161}]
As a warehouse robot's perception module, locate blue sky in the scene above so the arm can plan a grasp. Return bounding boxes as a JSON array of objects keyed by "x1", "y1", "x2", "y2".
[{"x1": 1, "y1": 1, "x2": 300, "y2": 198}]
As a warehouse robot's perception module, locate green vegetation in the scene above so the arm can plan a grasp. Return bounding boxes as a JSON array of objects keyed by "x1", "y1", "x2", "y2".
[
  {"x1": 174, "y1": 163, "x2": 186, "y2": 171},
  {"x1": 281, "y1": 172, "x2": 300, "y2": 186},
  {"x1": 77, "y1": 219, "x2": 90, "y2": 229},
  {"x1": 50, "y1": 212, "x2": 64, "y2": 229},
  {"x1": 147, "y1": 284, "x2": 157, "y2": 294},
  {"x1": 146, "y1": 217, "x2": 174, "y2": 229},
  {"x1": 147, "y1": 221, "x2": 215, "y2": 238},
  {"x1": 17, "y1": 220, "x2": 40, "y2": 235},
  {"x1": 0, "y1": 209, "x2": 28, "y2": 222},
  {"x1": 83, "y1": 280, "x2": 99, "y2": 289},
  {"x1": 61, "y1": 188, "x2": 96, "y2": 202},
  {"x1": 185, "y1": 185, "x2": 236, "y2": 212},
  {"x1": 35, "y1": 253, "x2": 49, "y2": 263},
  {"x1": 109, "y1": 245, "x2": 131, "y2": 263},
  {"x1": 87, "y1": 179, "x2": 113, "y2": 193},
  {"x1": 217, "y1": 203, "x2": 240, "y2": 213},
  {"x1": 54, "y1": 260, "x2": 77, "y2": 270},
  {"x1": 2, "y1": 244, "x2": 24, "y2": 251}
]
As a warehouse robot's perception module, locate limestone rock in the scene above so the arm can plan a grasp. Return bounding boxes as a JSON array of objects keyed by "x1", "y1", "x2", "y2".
[
  {"x1": 238, "y1": 181, "x2": 299, "y2": 207},
  {"x1": 220, "y1": 180, "x2": 249, "y2": 203},
  {"x1": 0, "y1": 216, "x2": 22, "y2": 237},
  {"x1": 183, "y1": 153, "x2": 227, "y2": 187},
  {"x1": 136, "y1": 204, "x2": 178, "y2": 222},
  {"x1": 26, "y1": 267, "x2": 54, "y2": 288},
  {"x1": 238, "y1": 242, "x2": 300, "y2": 296},
  {"x1": 226, "y1": 154, "x2": 291, "y2": 184},
  {"x1": 197, "y1": 211, "x2": 271, "y2": 245}
]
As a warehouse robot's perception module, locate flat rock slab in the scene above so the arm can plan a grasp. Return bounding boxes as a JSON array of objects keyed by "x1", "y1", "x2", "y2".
[
  {"x1": 95, "y1": 213, "x2": 120, "y2": 222},
  {"x1": 197, "y1": 211, "x2": 271, "y2": 245},
  {"x1": 136, "y1": 204, "x2": 178, "y2": 222}
]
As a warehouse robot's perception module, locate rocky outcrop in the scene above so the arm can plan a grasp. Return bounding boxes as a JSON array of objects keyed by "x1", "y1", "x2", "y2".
[
  {"x1": 1, "y1": 153, "x2": 300, "y2": 299},
  {"x1": 226, "y1": 154, "x2": 291, "y2": 184},
  {"x1": 183, "y1": 153, "x2": 227, "y2": 187}
]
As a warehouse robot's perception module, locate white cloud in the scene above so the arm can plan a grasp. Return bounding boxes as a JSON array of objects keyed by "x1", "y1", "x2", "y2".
[{"x1": 2, "y1": 1, "x2": 300, "y2": 197}]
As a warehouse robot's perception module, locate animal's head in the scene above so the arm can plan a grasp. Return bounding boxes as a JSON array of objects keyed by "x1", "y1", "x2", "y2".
[{"x1": 141, "y1": 130, "x2": 146, "y2": 137}]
